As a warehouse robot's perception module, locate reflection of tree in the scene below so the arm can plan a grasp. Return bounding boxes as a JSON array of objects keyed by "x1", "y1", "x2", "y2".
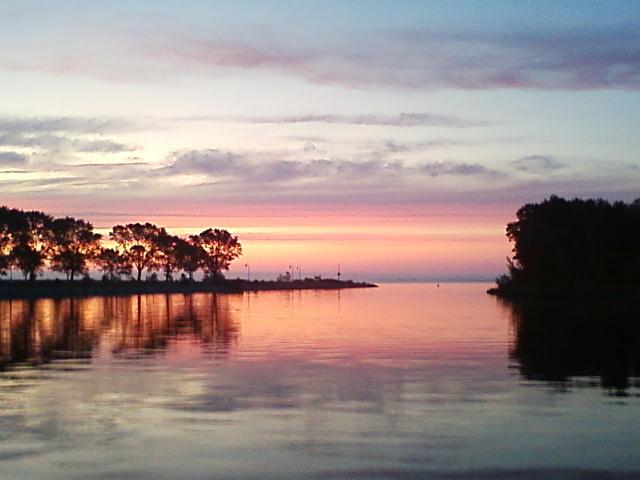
[
  {"x1": 0, "y1": 293, "x2": 240, "y2": 369},
  {"x1": 0, "y1": 298, "x2": 94, "y2": 368},
  {"x1": 109, "y1": 293, "x2": 239, "y2": 356},
  {"x1": 506, "y1": 299, "x2": 640, "y2": 394}
]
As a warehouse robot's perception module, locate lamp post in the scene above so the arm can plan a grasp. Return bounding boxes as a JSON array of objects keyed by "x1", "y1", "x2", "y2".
[
  {"x1": 296, "y1": 265, "x2": 301, "y2": 281},
  {"x1": 337, "y1": 263, "x2": 341, "y2": 280},
  {"x1": 244, "y1": 263, "x2": 250, "y2": 281}
]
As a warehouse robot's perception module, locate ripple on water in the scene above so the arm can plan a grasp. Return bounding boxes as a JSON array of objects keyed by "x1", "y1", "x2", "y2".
[{"x1": 0, "y1": 284, "x2": 639, "y2": 479}]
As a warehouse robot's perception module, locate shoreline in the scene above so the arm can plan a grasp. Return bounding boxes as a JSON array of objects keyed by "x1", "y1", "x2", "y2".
[{"x1": 0, "y1": 278, "x2": 377, "y2": 300}]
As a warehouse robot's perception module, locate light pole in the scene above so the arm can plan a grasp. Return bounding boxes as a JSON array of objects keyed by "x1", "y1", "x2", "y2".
[
  {"x1": 244, "y1": 263, "x2": 250, "y2": 281},
  {"x1": 296, "y1": 265, "x2": 301, "y2": 281},
  {"x1": 337, "y1": 263, "x2": 341, "y2": 280}
]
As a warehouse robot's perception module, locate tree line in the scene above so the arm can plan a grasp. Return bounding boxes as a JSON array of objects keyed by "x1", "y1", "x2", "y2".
[
  {"x1": 0, "y1": 206, "x2": 242, "y2": 282},
  {"x1": 493, "y1": 195, "x2": 640, "y2": 296}
]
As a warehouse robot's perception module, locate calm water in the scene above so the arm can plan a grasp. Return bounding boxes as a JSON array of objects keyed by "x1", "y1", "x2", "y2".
[{"x1": 0, "y1": 284, "x2": 639, "y2": 479}]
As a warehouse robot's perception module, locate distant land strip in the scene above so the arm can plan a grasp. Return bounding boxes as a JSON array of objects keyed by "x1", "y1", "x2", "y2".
[{"x1": 0, "y1": 278, "x2": 377, "y2": 300}]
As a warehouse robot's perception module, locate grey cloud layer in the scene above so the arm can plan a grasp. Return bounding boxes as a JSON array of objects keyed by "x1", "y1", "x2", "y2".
[
  {"x1": 162, "y1": 149, "x2": 505, "y2": 185},
  {"x1": 0, "y1": 116, "x2": 137, "y2": 134},
  {"x1": 0, "y1": 113, "x2": 633, "y2": 203},
  {"x1": 0, "y1": 115, "x2": 139, "y2": 154},
  {"x1": 147, "y1": 149, "x2": 639, "y2": 204},
  {"x1": 0, "y1": 151, "x2": 27, "y2": 166},
  {"x1": 3, "y1": 143, "x2": 639, "y2": 205},
  {"x1": 510, "y1": 155, "x2": 563, "y2": 173},
  {"x1": 231, "y1": 113, "x2": 476, "y2": 128},
  {"x1": 176, "y1": 112, "x2": 480, "y2": 128}
]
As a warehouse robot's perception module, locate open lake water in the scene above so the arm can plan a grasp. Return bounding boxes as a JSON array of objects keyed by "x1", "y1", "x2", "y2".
[{"x1": 0, "y1": 283, "x2": 639, "y2": 479}]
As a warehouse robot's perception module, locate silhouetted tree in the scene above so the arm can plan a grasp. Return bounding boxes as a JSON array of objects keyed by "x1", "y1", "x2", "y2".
[
  {"x1": 196, "y1": 228, "x2": 242, "y2": 280},
  {"x1": 154, "y1": 232, "x2": 181, "y2": 281},
  {"x1": 493, "y1": 196, "x2": 640, "y2": 296},
  {"x1": 50, "y1": 217, "x2": 102, "y2": 281},
  {"x1": 175, "y1": 237, "x2": 203, "y2": 281},
  {"x1": 110, "y1": 223, "x2": 163, "y2": 281},
  {"x1": 11, "y1": 210, "x2": 53, "y2": 281},
  {"x1": 0, "y1": 206, "x2": 24, "y2": 276},
  {"x1": 0, "y1": 205, "x2": 245, "y2": 284},
  {"x1": 97, "y1": 247, "x2": 131, "y2": 281}
]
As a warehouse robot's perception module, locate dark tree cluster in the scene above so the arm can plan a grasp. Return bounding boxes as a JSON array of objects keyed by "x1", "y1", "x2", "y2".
[
  {"x1": 492, "y1": 195, "x2": 640, "y2": 297},
  {"x1": 0, "y1": 206, "x2": 242, "y2": 282}
]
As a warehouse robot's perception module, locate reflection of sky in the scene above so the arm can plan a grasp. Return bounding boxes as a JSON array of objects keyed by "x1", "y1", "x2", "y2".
[
  {"x1": 0, "y1": 284, "x2": 639, "y2": 479},
  {"x1": 1, "y1": 2, "x2": 640, "y2": 278}
]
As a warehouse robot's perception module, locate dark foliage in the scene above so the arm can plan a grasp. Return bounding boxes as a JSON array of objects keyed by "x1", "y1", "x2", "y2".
[
  {"x1": 0, "y1": 207, "x2": 53, "y2": 281},
  {"x1": 0, "y1": 205, "x2": 243, "y2": 283},
  {"x1": 491, "y1": 195, "x2": 640, "y2": 297},
  {"x1": 195, "y1": 228, "x2": 242, "y2": 279},
  {"x1": 50, "y1": 217, "x2": 102, "y2": 281}
]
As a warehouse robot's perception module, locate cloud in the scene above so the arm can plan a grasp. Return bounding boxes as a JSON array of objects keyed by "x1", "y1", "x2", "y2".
[
  {"x1": 77, "y1": 139, "x2": 137, "y2": 153},
  {"x1": 177, "y1": 112, "x2": 479, "y2": 128},
  {"x1": 4, "y1": 24, "x2": 640, "y2": 90},
  {"x1": 161, "y1": 149, "x2": 338, "y2": 183},
  {"x1": 315, "y1": 468, "x2": 640, "y2": 480},
  {"x1": 162, "y1": 148, "x2": 504, "y2": 186},
  {"x1": 0, "y1": 151, "x2": 27, "y2": 166},
  {"x1": 0, "y1": 158, "x2": 150, "y2": 193},
  {"x1": 384, "y1": 26, "x2": 640, "y2": 90},
  {"x1": 0, "y1": 132, "x2": 137, "y2": 153},
  {"x1": 0, "y1": 115, "x2": 139, "y2": 154},
  {"x1": 161, "y1": 149, "x2": 242, "y2": 175},
  {"x1": 420, "y1": 161, "x2": 504, "y2": 178},
  {"x1": 0, "y1": 116, "x2": 137, "y2": 134},
  {"x1": 3, "y1": 144, "x2": 640, "y2": 206},
  {"x1": 139, "y1": 26, "x2": 640, "y2": 90},
  {"x1": 382, "y1": 139, "x2": 463, "y2": 153},
  {"x1": 0, "y1": 132, "x2": 62, "y2": 149},
  {"x1": 236, "y1": 113, "x2": 476, "y2": 128},
  {"x1": 510, "y1": 155, "x2": 563, "y2": 173},
  {"x1": 303, "y1": 142, "x2": 317, "y2": 152},
  {"x1": 68, "y1": 161, "x2": 149, "y2": 169}
]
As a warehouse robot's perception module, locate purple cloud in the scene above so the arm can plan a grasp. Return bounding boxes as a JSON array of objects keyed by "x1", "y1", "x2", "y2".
[
  {"x1": 0, "y1": 115, "x2": 139, "y2": 154},
  {"x1": 4, "y1": 24, "x2": 640, "y2": 90},
  {"x1": 238, "y1": 113, "x2": 474, "y2": 127},
  {"x1": 420, "y1": 161, "x2": 504, "y2": 178},
  {"x1": 510, "y1": 155, "x2": 563, "y2": 173},
  {"x1": 0, "y1": 116, "x2": 137, "y2": 134},
  {"x1": 0, "y1": 151, "x2": 27, "y2": 166},
  {"x1": 178, "y1": 112, "x2": 478, "y2": 128},
  {"x1": 163, "y1": 148, "x2": 505, "y2": 184},
  {"x1": 148, "y1": 25, "x2": 640, "y2": 90}
]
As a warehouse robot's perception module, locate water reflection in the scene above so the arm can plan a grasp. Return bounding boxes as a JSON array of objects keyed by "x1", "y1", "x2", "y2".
[
  {"x1": 1, "y1": 285, "x2": 639, "y2": 480},
  {"x1": 506, "y1": 298, "x2": 640, "y2": 393},
  {"x1": 0, "y1": 294, "x2": 239, "y2": 369}
]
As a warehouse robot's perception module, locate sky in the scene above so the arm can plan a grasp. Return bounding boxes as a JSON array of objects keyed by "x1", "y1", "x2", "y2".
[{"x1": 1, "y1": 0, "x2": 639, "y2": 280}]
